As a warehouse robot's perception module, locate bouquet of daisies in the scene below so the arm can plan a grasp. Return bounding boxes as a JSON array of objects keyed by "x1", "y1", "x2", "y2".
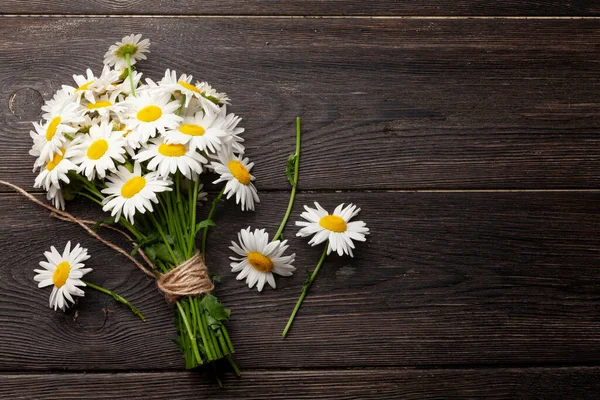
[{"x1": 28, "y1": 34, "x2": 253, "y2": 374}]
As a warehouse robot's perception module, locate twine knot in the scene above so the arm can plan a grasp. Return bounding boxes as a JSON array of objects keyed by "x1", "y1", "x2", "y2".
[{"x1": 156, "y1": 252, "x2": 214, "y2": 304}]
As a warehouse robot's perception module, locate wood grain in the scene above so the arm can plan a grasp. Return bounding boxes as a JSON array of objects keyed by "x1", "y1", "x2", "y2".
[
  {"x1": 0, "y1": 191, "x2": 598, "y2": 371},
  {"x1": 1, "y1": 367, "x2": 600, "y2": 399},
  {"x1": 1, "y1": 1, "x2": 600, "y2": 16},
  {"x1": 1, "y1": 18, "x2": 600, "y2": 191}
]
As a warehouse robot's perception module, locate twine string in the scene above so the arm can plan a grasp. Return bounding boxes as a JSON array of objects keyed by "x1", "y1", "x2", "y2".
[{"x1": 0, "y1": 180, "x2": 213, "y2": 302}]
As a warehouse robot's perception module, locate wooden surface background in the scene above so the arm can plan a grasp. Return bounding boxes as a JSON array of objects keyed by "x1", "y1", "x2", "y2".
[{"x1": 1, "y1": 2, "x2": 599, "y2": 399}]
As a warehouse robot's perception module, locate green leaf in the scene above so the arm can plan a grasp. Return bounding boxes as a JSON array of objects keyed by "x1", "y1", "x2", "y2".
[
  {"x1": 286, "y1": 153, "x2": 298, "y2": 187},
  {"x1": 153, "y1": 243, "x2": 174, "y2": 264},
  {"x1": 195, "y1": 219, "x2": 216, "y2": 235},
  {"x1": 144, "y1": 245, "x2": 157, "y2": 260},
  {"x1": 201, "y1": 294, "x2": 231, "y2": 329}
]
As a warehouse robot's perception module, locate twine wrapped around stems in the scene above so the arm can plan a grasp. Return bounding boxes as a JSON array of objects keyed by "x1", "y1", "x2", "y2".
[{"x1": 0, "y1": 180, "x2": 213, "y2": 304}]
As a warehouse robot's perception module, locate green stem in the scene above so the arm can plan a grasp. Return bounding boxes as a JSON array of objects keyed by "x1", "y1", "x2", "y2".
[
  {"x1": 201, "y1": 186, "x2": 225, "y2": 257},
  {"x1": 82, "y1": 280, "x2": 145, "y2": 321},
  {"x1": 188, "y1": 178, "x2": 200, "y2": 257},
  {"x1": 148, "y1": 212, "x2": 178, "y2": 265},
  {"x1": 273, "y1": 117, "x2": 301, "y2": 242},
  {"x1": 125, "y1": 53, "x2": 136, "y2": 97},
  {"x1": 176, "y1": 302, "x2": 203, "y2": 365},
  {"x1": 176, "y1": 95, "x2": 186, "y2": 116},
  {"x1": 282, "y1": 243, "x2": 329, "y2": 338}
]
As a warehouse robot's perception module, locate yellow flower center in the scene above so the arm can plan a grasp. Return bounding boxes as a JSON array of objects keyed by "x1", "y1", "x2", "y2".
[
  {"x1": 46, "y1": 116, "x2": 62, "y2": 141},
  {"x1": 86, "y1": 100, "x2": 113, "y2": 110},
  {"x1": 319, "y1": 215, "x2": 347, "y2": 232},
  {"x1": 179, "y1": 124, "x2": 205, "y2": 136},
  {"x1": 52, "y1": 261, "x2": 70, "y2": 288},
  {"x1": 247, "y1": 252, "x2": 274, "y2": 273},
  {"x1": 87, "y1": 139, "x2": 109, "y2": 160},
  {"x1": 121, "y1": 176, "x2": 146, "y2": 198},
  {"x1": 228, "y1": 160, "x2": 251, "y2": 185},
  {"x1": 137, "y1": 105, "x2": 162, "y2": 122},
  {"x1": 76, "y1": 80, "x2": 94, "y2": 92},
  {"x1": 178, "y1": 81, "x2": 201, "y2": 94},
  {"x1": 158, "y1": 143, "x2": 187, "y2": 157},
  {"x1": 46, "y1": 149, "x2": 65, "y2": 171}
]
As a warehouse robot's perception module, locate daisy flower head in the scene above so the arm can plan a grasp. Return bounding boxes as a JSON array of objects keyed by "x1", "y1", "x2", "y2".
[
  {"x1": 84, "y1": 90, "x2": 126, "y2": 118},
  {"x1": 156, "y1": 69, "x2": 206, "y2": 108},
  {"x1": 101, "y1": 162, "x2": 172, "y2": 223},
  {"x1": 198, "y1": 81, "x2": 230, "y2": 106},
  {"x1": 104, "y1": 34, "x2": 151, "y2": 70},
  {"x1": 41, "y1": 88, "x2": 75, "y2": 120},
  {"x1": 229, "y1": 227, "x2": 296, "y2": 292},
  {"x1": 46, "y1": 184, "x2": 65, "y2": 210},
  {"x1": 212, "y1": 105, "x2": 245, "y2": 154},
  {"x1": 165, "y1": 109, "x2": 228, "y2": 154},
  {"x1": 296, "y1": 202, "x2": 370, "y2": 257},
  {"x1": 71, "y1": 120, "x2": 127, "y2": 180},
  {"x1": 62, "y1": 67, "x2": 119, "y2": 104},
  {"x1": 135, "y1": 137, "x2": 207, "y2": 179},
  {"x1": 31, "y1": 103, "x2": 84, "y2": 164},
  {"x1": 33, "y1": 141, "x2": 78, "y2": 190},
  {"x1": 211, "y1": 145, "x2": 259, "y2": 211},
  {"x1": 121, "y1": 92, "x2": 182, "y2": 148},
  {"x1": 34, "y1": 241, "x2": 92, "y2": 311}
]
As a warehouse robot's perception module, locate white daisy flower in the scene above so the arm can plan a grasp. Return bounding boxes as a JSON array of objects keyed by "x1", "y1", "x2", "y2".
[
  {"x1": 229, "y1": 227, "x2": 295, "y2": 291},
  {"x1": 212, "y1": 105, "x2": 245, "y2": 154},
  {"x1": 62, "y1": 67, "x2": 120, "y2": 104},
  {"x1": 33, "y1": 241, "x2": 92, "y2": 311},
  {"x1": 30, "y1": 103, "x2": 84, "y2": 164},
  {"x1": 46, "y1": 184, "x2": 65, "y2": 210},
  {"x1": 135, "y1": 137, "x2": 207, "y2": 179},
  {"x1": 197, "y1": 81, "x2": 230, "y2": 105},
  {"x1": 121, "y1": 92, "x2": 182, "y2": 148},
  {"x1": 71, "y1": 121, "x2": 127, "y2": 180},
  {"x1": 296, "y1": 202, "x2": 370, "y2": 257},
  {"x1": 101, "y1": 162, "x2": 172, "y2": 223},
  {"x1": 33, "y1": 143, "x2": 78, "y2": 190},
  {"x1": 41, "y1": 88, "x2": 75, "y2": 120},
  {"x1": 211, "y1": 146, "x2": 259, "y2": 211},
  {"x1": 104, "y1": 34, "x2": 151, "y2": 70},
  {"x1": 164, "y1": 109, "x2": 228, "y2": 154},
  {"x1": 84, "y1": 90, "x2": 126, "y2": 117},
  {"x1": 145, "y1": 70, "x2": 219, "y2": 112}
]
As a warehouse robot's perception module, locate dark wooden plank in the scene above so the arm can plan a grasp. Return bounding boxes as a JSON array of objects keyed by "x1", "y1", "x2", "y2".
[
  {"x1": 0, "y1": 191, "x2": 599, "y2": 370},
  {"x1": 1, "y1": 1, "x2": 600, "y2": 16},
  {"x1": 2, "y1": 18, "x2": 600, "y2": 191},
  {"x1": 1, "y1": 367, "x2": 600, "y2": 399}
]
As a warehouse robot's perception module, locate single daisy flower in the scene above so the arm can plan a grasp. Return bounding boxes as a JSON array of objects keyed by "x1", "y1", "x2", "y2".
[
  {"x1": 229, "y1": 227, "x2": 296, "y2": 292},
  {"x1": 197, "y1": 81, "x2": 230, "y2": 106},
  {"x1": 33, "y1": 142, "x2": 78, "y2": 190},
  {"x1": 104, "y1": 34, "x2": 151, "y2": 70},
  {"x1": 63, "y1": 67, "x2": 120, "y2": 104},
  {"x1": 164, "y1": 109, "x2": 228, "y2": 154},
  {"x1": 135, "y1": 137, "x2": 207, "y2": 179},
  {"x1": 157, "y1": 69, "x2": 208, "y2": 108},
  {"x1": 101, "y1": 162, "x2": 172, "y2": 223},
  {"x1": 83, "y1": 90, "x2": 126, "y2": 118},
  {"x1": 213, "y1": 105, "x2": 245, "y2": 154},
  {"x1": 46, "y1": 184, "x2": 65, "y2": 210},
  {"x1": 211, "y1": 146, "x2": 259, "y2": 211},
  {"x1": 33, "y1": 241, "x2": 92, "y2": 311},
  {"x1": 41, "y1": 88, "x2": 76, "y2": 120},
  {"x1": 121, "y1": 92, "x2": 182, "y2": 148},
  {"x1": 71, "y1": 120, "x2": 127, "y2": 180},
  {"x1": 296, "y1": 202, "x2": 370, "y2": 257},
  {"x1": 30, "y1": 103, "x2": 84, "y2": 164}
]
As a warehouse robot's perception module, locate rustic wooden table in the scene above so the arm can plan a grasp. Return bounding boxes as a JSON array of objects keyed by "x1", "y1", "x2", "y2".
[{"x1": 1, "y1": 2, "x2": 600, "y2": 399}]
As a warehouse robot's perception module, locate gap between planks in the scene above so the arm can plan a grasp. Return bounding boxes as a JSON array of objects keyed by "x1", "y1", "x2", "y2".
[{"x1": 2, "y1": 14, "x2": 600, "y2": 19}]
